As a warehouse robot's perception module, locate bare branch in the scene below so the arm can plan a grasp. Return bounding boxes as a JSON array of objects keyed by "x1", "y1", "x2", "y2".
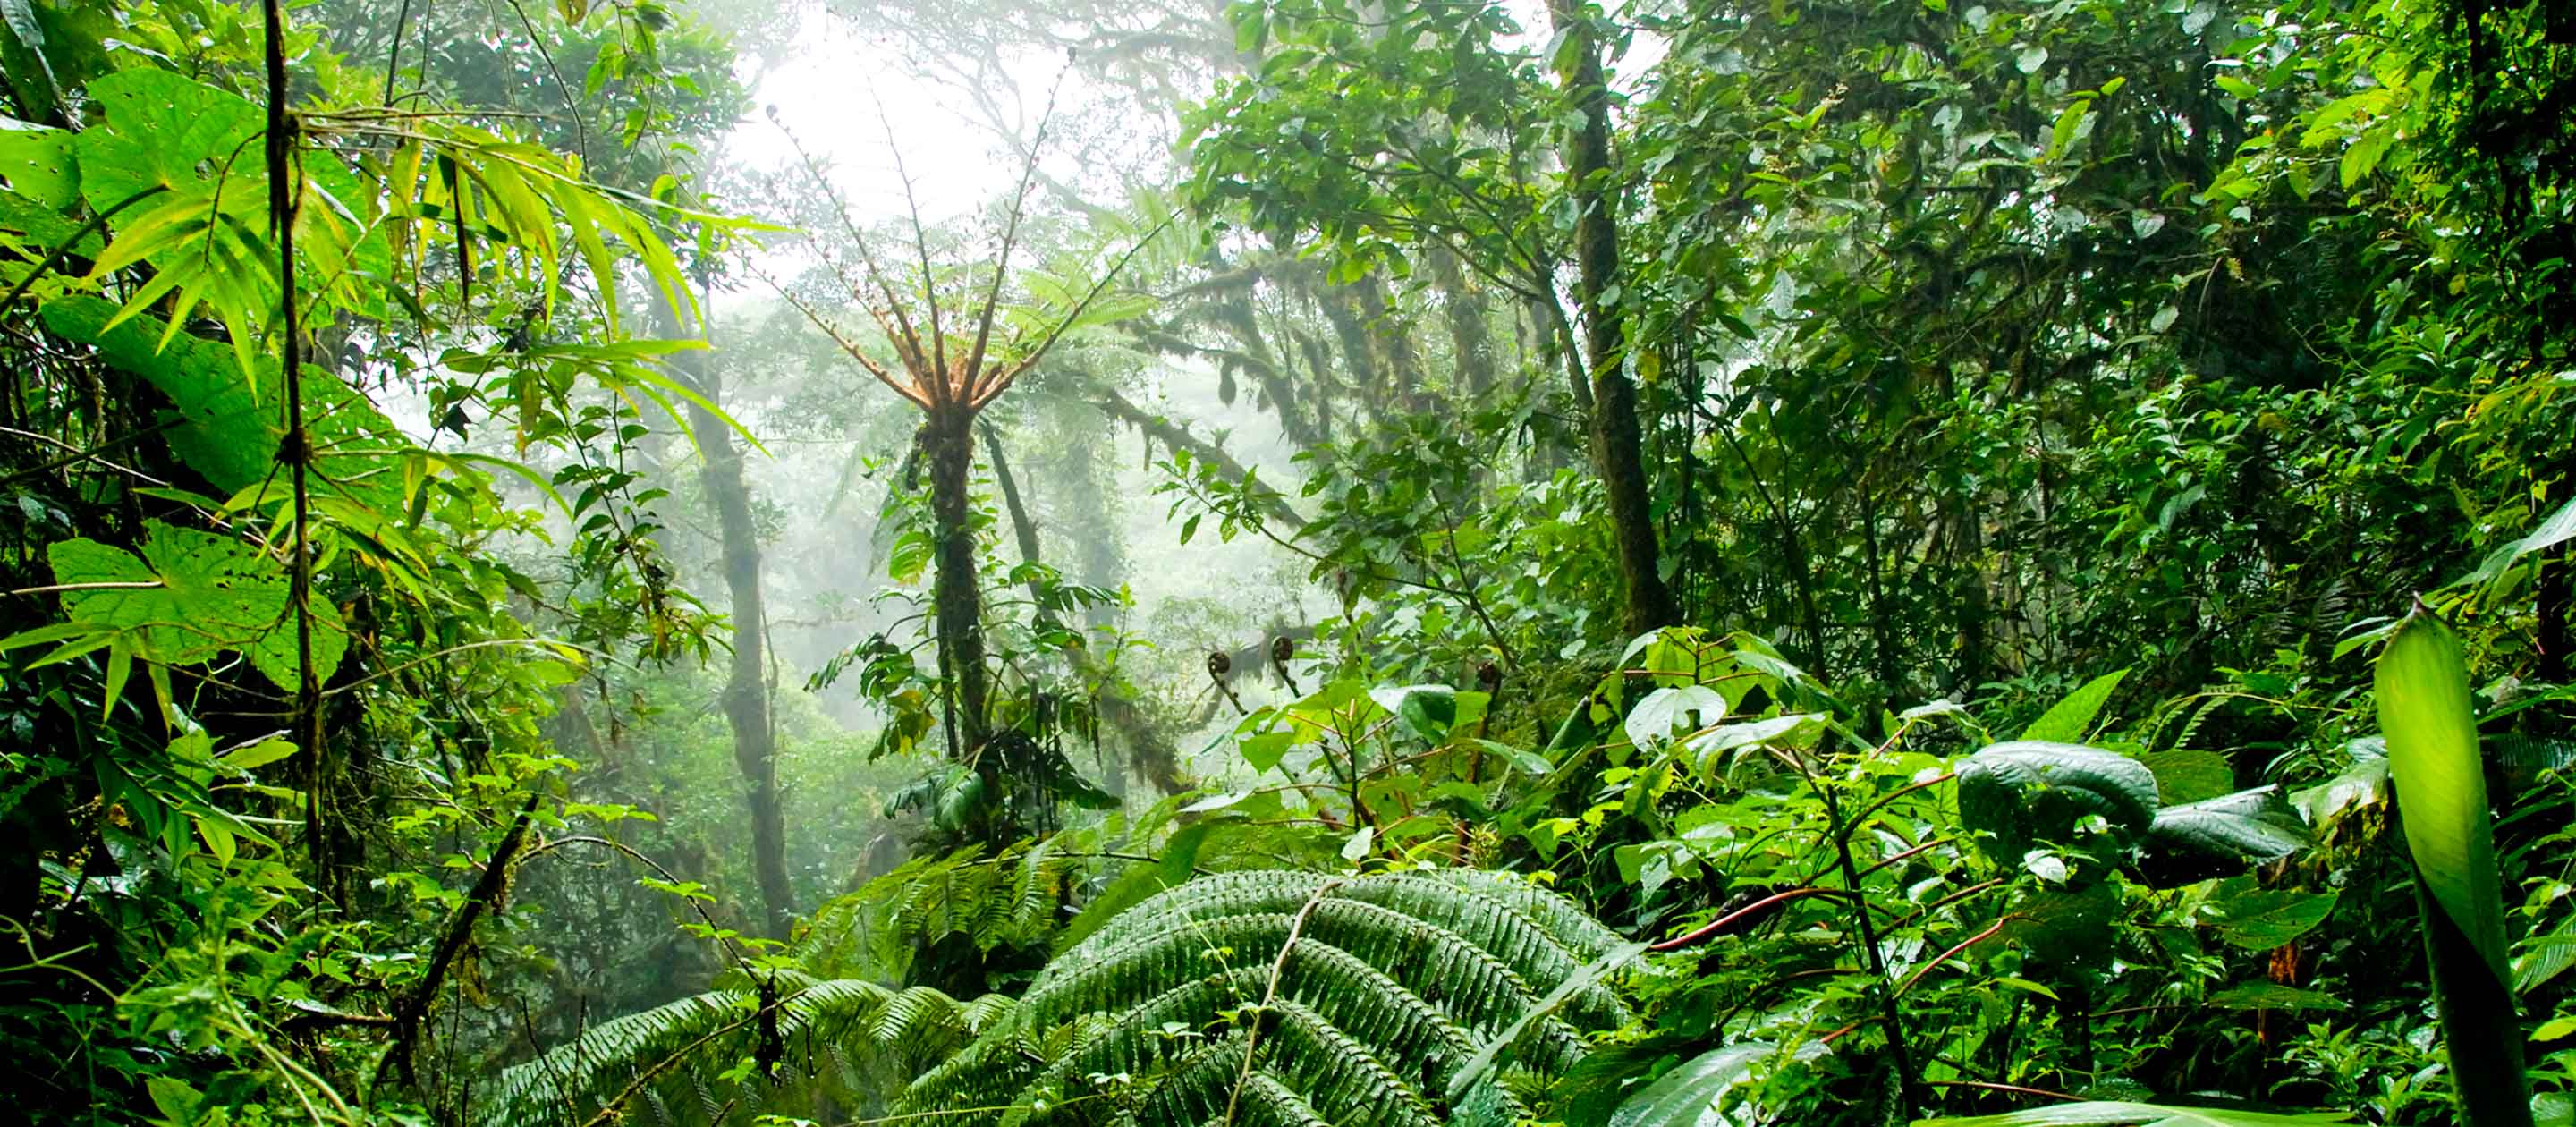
[
  {"x1": 754, "y1": 263, "x2": 933, "y2": 409},
  {"x1": 770, "y1": 113, "x2": 931, "y2": 374},
  {"x1": 962, "y1": 65, "x2": 1072, "y2": 400},
  {"x1": 872, "y1": 89, "x2": 951, "y2": 405}
]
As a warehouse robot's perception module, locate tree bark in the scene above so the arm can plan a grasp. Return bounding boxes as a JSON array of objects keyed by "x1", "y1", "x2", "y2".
[
  {"x1": 1548, "y1": 0, "x2": 1679, "y2": 636},
  {"x1": 653, "y1": 292, "x2": 792, "y2": 941},
  {"x1": 923, "y1": 402, "x2": 993, "y2": 753}
]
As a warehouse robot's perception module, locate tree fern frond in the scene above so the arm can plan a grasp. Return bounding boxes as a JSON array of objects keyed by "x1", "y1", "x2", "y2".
[
  {"x1": 1256, "y1": 998, "x2": 1445, "y2": 1127},
  {"x1": 1414, "y1": 869, "x2": 1629, "y2": 959},
  {"x1": 911, "y1": 869, "x2": 1626, "y2": 1127},
  {"x1": 801, "y1": 840, "x2": 1081, "y2": 979},
  {"x1": 1231, "y1": 1073, "x2": 1336, "y2": 1127},
  {"x1": 481, "y1": 975, "x2": 982, "y2": 1127},
  {"x1": 1105, "y1": 1036, "x2": 1252, "y2": 1127}
]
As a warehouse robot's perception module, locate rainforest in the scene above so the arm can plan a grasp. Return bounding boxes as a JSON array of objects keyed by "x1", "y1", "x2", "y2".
[{"x1": 1, "y1": 0, "x2": 2572, "y2": 1123}]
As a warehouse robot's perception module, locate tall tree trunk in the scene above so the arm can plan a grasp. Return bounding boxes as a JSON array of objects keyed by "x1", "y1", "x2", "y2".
[
  {"x1": 1433, "y1": 249, "x2": 1497, "y2": 398},
  {"x1": 924, "y1": 402, "x2": 992, "y2": 753},
  {"x1": 1549, "y1": 0, "x2": 1679, "y2": 636},
  {"x1": 653, "y1": 293, "x2": 792, "y2": 942},
  {"x1": 984, "y1": 422, "x2": 1189, "y2": 796}
]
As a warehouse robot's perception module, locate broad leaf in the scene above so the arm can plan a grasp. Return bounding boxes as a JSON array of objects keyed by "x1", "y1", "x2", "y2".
[
  {"x1": 2376, "y1": 610, "x2": 2512, "y2": 983},
  {"x1": 37, "y1": 521, "x2": 345, "y2": 692},
  {"x1": 2145, "y1": 787, "x2": 2309, "y2": 873},
  {"x1": 40, "y1": 297, "x2": 408, "y2": 517},
  {"x1": 1914, "y1": 1100, "x2": 2352, "y2": 1126},
  {"x1": 1956, "y1": 741, "x2": 2157, "y2": 856},
  {"x1": 2019, "y1": 668, "x2": 2130, "y2": 743},
  {"x1": 1608, "y1": 1041, "x2": 1793, "y2": 1127},
  {"x1": 1626, "y1": 685, "x2": 1727, "y2": 752},
  {"x1": 2203, "y1": 886, "x2": 2338, "y2": 950},
  {"x1": 2288, "y1": 738, "x2": 2388, "y2": 828},
  {"x1": 1686, "y1": 713, "x2": 1823, "y2": 773},
  {"x1": 2205, "y1": 982, "x2": 2346, "y2": 1012}
]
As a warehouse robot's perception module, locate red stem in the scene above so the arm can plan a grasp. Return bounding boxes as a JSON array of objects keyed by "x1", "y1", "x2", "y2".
[
  {"x1": 1894, "y1": 916, "x2": 2013, "y2": 998},
  {"x1": 1649, "y1": 886, "x2": 1848, "y2": 952}
]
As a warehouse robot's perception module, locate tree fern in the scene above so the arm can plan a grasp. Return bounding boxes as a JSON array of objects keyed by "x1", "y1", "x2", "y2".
[{"x1": 906, "y1": 869, "x2": 1631, "y2": 1126}]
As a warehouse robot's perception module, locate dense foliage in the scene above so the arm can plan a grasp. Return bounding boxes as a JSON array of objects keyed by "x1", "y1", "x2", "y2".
[{"x1": 2, "y1": 0, "x2": 2571, "y2": 1124}]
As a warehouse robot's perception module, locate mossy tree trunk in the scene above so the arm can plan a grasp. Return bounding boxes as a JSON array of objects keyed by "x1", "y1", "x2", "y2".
[
  {"x1": 923, "y1": 402, "x2": 991, "y2": 756},
  {"x1": 1548, "y1": 0, "x2": 1679, "y2": 637},
  {"x1": 653, "y1": 292, "x2": 792, "y2": 941}
]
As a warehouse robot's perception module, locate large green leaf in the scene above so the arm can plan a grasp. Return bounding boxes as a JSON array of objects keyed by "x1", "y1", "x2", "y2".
[
  {"x1": 0, "y1": 116, "x2": 76, "y2": 209},
  {"x1": 2204, "y1": 982, "x2": 2346, "y2": 1012},
  {"x1": 2018, "y1": 668, "x2": 2130, "y2": 743},
  {"x1": 2145, "y1": 787, "x2": 2309, "y2": 871},
  {"x1": 2452, "y1": 495, "x2": 2576, "y2": 589},
  {"x1": 1606, "y1": 1042, "x2": 1787, "y2": 1127},
  {"x1": 2375, "y1": 611, "x2": 2512, "y2": 983},
  {"x1": 71, "y1": 69, "x2": 263, "y2": 212},
  {"x1": 2375, "y1": 608, "x2": 2530, "y2": 1126},
  {"x1": 1914, "y1": 1101, "x2": 2351, "y2": 1126},
  {"x1": 1956, "y1": 741, "x2": 2158, "y2": 856},
  {"x1": 2202, "y1": 886, "x2": 2338, "y2": 950},
  {"x1": 36, "y1": 521, "x2": 345, "y2": 692},
  {"x1": 40, "y1": 296, "x2": 406, "y2": 515}
]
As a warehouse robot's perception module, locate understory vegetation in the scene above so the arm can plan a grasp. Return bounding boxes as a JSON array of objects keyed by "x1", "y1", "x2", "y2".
[{"x1": 2, "y1": 0, "x2": 2572, "y2": 1123}]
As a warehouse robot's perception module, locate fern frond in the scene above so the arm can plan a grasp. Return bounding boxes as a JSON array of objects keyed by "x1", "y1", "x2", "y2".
[
  {"x1": 910, "y1": 869, "x2": 1626, "y2": 1127},
  {"x1": 480, "y1": 975, "x2": 986, "y2": 1127}
]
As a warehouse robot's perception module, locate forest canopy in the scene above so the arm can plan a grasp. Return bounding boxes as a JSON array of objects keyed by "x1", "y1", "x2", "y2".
[{"x1": 1, "y1": 0, "x2": 2572, "y2": 1124}]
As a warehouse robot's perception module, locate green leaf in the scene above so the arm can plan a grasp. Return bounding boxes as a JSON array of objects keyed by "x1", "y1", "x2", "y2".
[
  {"x1": 39, "y1": 298, "x2": 407, "y2": 516},
  {"x1": 1370, "y1": 683, "x2": 1460, "y2": 743},
  {"x1": 2288, "y1": 738, "x2": 2388, "y2": 827},
  {"x1": 1913, "y1": 1100, "x2": 2352, "y2": 1126},
  {"x1": 1608, "y1": 1041, "x2": 1794, "y2": 1127},
  {"x1": 2516, "y1": 934, "x2": 2576, "y2": 994},
  {"x1": 1238, "y1": 731, "x2": 1295, "y2": 773},
  {"x1": 2146, "y1": 787, "x2": 2308, "y2": 869},
  {"x1": 0, "y1": 119, "x2": 77, "y2": 209},
  {"x1": 145, "y1": 1077, "x2": 203, "y2": 1125},
  {"x1": 2451, "y1": 496, "x2": 2576, "y2": 589},
  {"x1": 220, "y1": 739, "x2": 299, "y2": 771},
  {"x1": 72, "y1": 69, "x2": 262, "y2": 211},
  {"x1": 46, "y1": 521, "x2": 346, "y2": 691},
  {"x1": 2376, "y1": 610, "x2": 2512, "y2": 984},
  {"x1": 2019, "y1": 668, "x2": 2129, "y2": 743},
  {"x1": 2139, "y1": 749, "x2": 2233, "y2": 804},
  {"x1": 1685, "y1": 713, "x2": 1823, "y2": 772},
  {"x1": 1626, "y1": 685, "x2": 1726, "y2": 752},
  {"x1": 2205, "y1": 982, "x2": 2346, "y2": 1012},
  {"x1": 2204, "y1": 887, "x2": 2338, "y2": 950},
  {"x1": 2046, "y1": 98, "x2": 2092, "y2": 162},
  {"x1": 1956, "y1": 741, "x2": 2158, "y2": 857}
]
